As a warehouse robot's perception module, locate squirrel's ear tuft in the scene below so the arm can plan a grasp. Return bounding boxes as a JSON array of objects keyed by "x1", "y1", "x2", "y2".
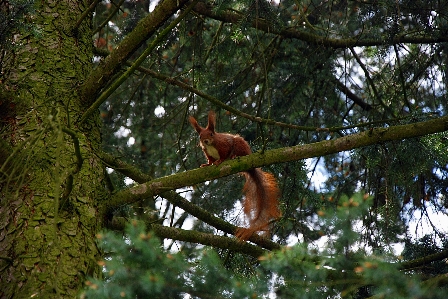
[
  {"x1": 207, "y1": 110, "x2": 216, "y2": 132},
  {"x1": 189, "y1": 116, "x2": 202, "y2": 134}
]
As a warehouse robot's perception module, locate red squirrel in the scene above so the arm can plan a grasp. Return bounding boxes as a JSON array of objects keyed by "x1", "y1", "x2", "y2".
[{"x1": 189, "y1": 111, "x2": 281, "y2": 240}]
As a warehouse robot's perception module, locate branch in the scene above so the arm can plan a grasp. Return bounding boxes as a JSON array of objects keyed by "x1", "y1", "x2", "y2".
[
  {"x1": 422, "y1": 273, "x2": 448, "y2": 288},
  {"x1": 107, "y1": 217, "x2": 268, "y2": 257},
  {"x1": 98, "y1": 151, "x2": 281, "y2": 250},
  {"x1": 98, "y1": 151, "x2": 152, "y2": 182},
  {"x1": 139, "y1": 66, "x2": 411, "y2": 132},
  {"x1": 399, "y1": 248, "x2": 448, "y2": 271},
  {"x1": 0, "y1": 255, "x2": 13, "y2": 264},
  {"x1": 105, "y1": 114, "x2": 448, "y2": 215},
  {"x1": 193, "y1": 2, "x2": 448, "y2": 48},
  {"x1": 334, "y1": 79, "x2": 372, "y2": 111},
  {"x1": 79, "y1": 0, "x2": 199, "y2": 124},
  {"x1": 61, "y1": 127, "x2": 83, "y2": 172},
  {"x1": 151, "y1": 224, "x2": 267, "y2": 257},
  {"x1": 80, "y1": 0, "x2": 190, "y2": 108},
  {"x1": 134, "y1": 65, "x2": 322, "y2": 132},
  {"x1": 93, "y1": 0, "x2": 126, "y2": 35},
  {"x1": 393, "y1": 44, "x2": 412, "y2": 111},
  {"x1": 60, "y1": 127, "x2": 84, "y2": 200},
  {"x1": 74, "y1": 0, "x2": 101, "y2": 32},
  {"x1": 348, "y1": 47, "x2": 391, "y2": 114}
]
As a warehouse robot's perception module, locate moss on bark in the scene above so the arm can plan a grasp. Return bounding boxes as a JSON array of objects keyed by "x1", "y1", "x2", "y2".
[{"x1": 0, "y1": 1, "x2": 105, "y2": 298}]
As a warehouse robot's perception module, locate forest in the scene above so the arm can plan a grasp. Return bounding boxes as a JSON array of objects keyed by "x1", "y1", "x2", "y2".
[{"x1": 1, "y1": 0, "x2": 448, "y2": 298}]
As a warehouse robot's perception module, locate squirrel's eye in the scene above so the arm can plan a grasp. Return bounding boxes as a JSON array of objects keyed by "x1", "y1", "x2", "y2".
[{"x1": 210, "y1": 133, "x2": 213, "y2": 136}]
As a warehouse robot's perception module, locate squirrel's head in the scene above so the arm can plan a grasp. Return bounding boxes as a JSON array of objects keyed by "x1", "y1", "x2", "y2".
[
  {"x1": 189, "y1": 110, "x2": 216, "y2": 139},
  {"x1": 199, "y1": 130, "x2": 214, "y2": 146}
]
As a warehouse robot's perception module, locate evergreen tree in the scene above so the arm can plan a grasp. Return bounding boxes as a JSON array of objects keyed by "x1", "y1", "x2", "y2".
[{"x1": 1, "y1": 0, "x2": 448, "y2": 298}]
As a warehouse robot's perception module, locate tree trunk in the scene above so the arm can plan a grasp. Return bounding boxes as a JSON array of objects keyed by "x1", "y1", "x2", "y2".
[{"x1": 0, "y1": 1, "x2": 105, "y2": 298}]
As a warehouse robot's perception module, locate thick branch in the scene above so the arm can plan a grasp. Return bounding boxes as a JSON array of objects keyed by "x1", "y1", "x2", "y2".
[
  {"x1": 79, "y1": 0, "x2": 199, "y2": 124},
  {"x1": 99, "y1": 151, "x2": 281, "y2": 250},
  {"x1": 399, "y1": 248, "x2": 448, "y2": 271},
  {"x1": 105, "y1": 114, "x2": 448, "y2": 213},
  {"x1": 193, "y1": 2, "x2": 448, "y2": 48},
  {"x1": 80, "y1": 0, "x2": 190, "y2": 107}
]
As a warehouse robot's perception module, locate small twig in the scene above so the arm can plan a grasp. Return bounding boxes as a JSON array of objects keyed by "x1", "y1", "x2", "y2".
[
  {"x1": 138, "y1": 65, "x2": 411, "y2": 132},
  {"x1": 74, "y1": 0, "x2": 102, "y2": 32},
  {"x1": 93, "y1": 0, "x2": 126, "y2": 35},
  {"x1": 349, "y1": 47, "x2": 388, "y2": 113},
  {"x1": 204, "y1": 21, "x2": 224, "y2": 62},
  {"x1": 393, "y1": 44, "x2": 412, "y2": 111},
  {"x1": 334, "y1": 79, "x2": 372, "y2": 111},
  {"x1": 61, "y1": 127, "x2": 83, "y2": 172}
]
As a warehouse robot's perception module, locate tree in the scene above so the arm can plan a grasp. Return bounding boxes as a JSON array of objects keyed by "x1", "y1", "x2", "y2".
[{"x1": 1, "y1": 0, "x2": 448, "y2": 298}]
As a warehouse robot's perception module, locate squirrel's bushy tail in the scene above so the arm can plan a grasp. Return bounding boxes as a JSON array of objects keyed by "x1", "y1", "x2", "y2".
[{"x1": 236, "y1": 168, "x2": 281, "y2": 240}]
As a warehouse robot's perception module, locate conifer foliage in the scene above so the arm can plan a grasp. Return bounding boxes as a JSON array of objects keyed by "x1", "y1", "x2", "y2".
[
  {"x1": 1, "y1": 0, "x2": 448, "y2": 298},
  {"x1": 84, "y1": 195, "x2": 447, "y2": 298}
]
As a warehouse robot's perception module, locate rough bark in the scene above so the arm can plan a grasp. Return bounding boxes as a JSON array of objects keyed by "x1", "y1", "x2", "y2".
[{"x1": 0, "y1": 1, "x2": 105, "y2": 298}]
